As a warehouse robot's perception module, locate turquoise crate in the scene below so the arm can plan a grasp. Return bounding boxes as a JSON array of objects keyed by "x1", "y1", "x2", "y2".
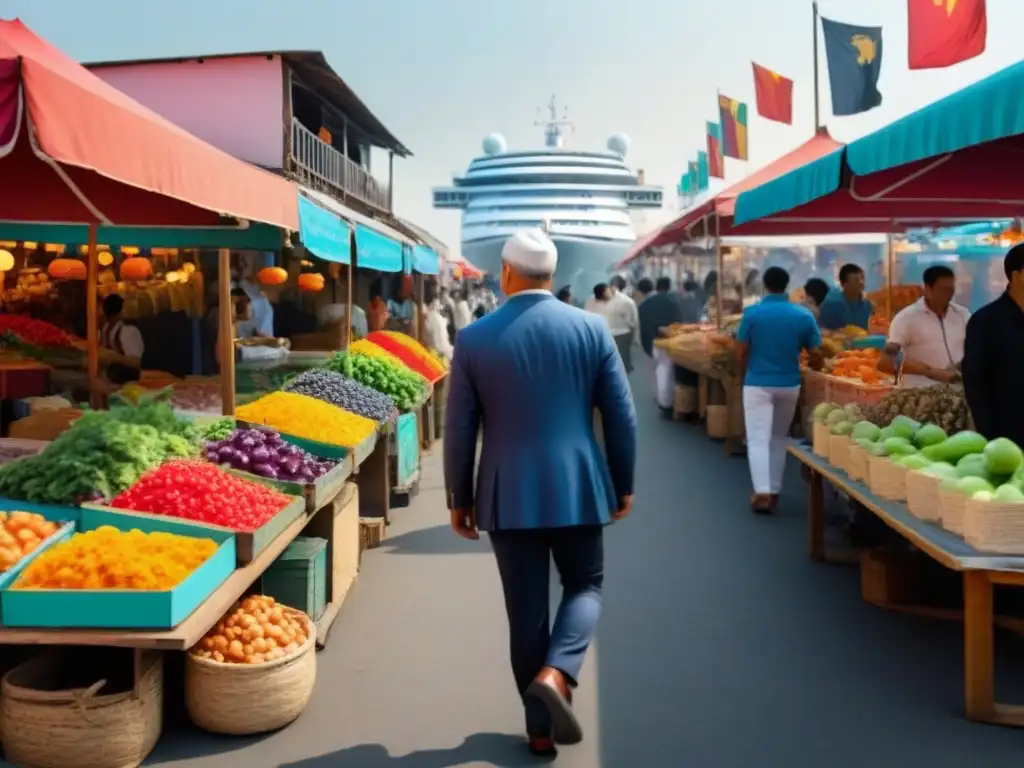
[
  {"x1": 850, "y1": 335, "x2": 887, "y2": 350},
  {"x1": 0, "y1": 498, "x2": 81, "y2": 523},
  {"x1": 0, "y1": 507, "x2": 236, "y2": 629},
  {"x1": 394, "y1": 412, "x2": 420, "y2": 487},
  {"x1": 0, "y1": 521, "x2": 75, "y2": 594},
  {"x1": 262, "y1": 536, "x2": 327, "y2": 621}
]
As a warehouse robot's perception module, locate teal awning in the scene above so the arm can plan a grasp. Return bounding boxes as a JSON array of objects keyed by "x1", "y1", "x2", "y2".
[
  {"x1": 355, "y1": 224, "x2": 403, "y2": 272},
  {"x1": 409, "y1": 244, "x2": 439, "y2": 275},
  {"x1": 846, "y1": 58, "x2": 1024, "y2": 176},
  {"x1": 0, "y1": 222, "x2": 284, "y2": 250},
  {"x1": 297, "y1": 194, "x2": 351, "y2": 264},
  {"x1": 732, "y1": 148, "x2": 845, "y2": 226}
]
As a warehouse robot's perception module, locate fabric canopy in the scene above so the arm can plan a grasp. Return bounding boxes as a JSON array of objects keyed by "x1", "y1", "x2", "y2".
[
  {"x1": 733, "y1": 58, "x2": 1024, "y2": 233},
  {"x1": 618, "y1": 130, "x2": 845, "y2": 266},
  {"x1": 355, "y1": 224, "x2": 403, "y2": 272},
  {"x1": 409, "y1": 244, "x2": 440, "y2": 275},
  {"x1": 0, "y1": 18, "x2": 298, "y2": 231},
  {"x1": 297, "y1": 194, "x2": 351, "y2": 264}
]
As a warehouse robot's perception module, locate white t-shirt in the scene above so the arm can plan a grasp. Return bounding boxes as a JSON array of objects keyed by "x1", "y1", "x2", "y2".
[
  {"x1": 101, "y1": 320, "x2": 144, "y2": 360},
  {"x1": 587, "y1": 293, "x2": 638, "y2": 337},
  {"x1": 424, "y1": 303, "x2": 453, "y2": 361},
  {"x1": 887, "y1": 298, "x2": 970, "y2": 388},
  {"x1": 453, "y1": 300, "x2": 473, "y2": 331}
]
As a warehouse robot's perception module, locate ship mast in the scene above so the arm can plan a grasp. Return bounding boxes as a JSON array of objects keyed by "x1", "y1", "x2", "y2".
[{"x1": 534, "y1": 95, "x2": 574, "y2": 149}]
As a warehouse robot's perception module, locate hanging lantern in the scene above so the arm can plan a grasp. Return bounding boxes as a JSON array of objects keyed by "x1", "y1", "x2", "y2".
[
  {"x1": 0, "y1": 250, "x2": 14, "y2": 272},
  {"x1": 97, "y1": 251, "x2": 114, "y2": 267},
  {"x1": 48, "y1": 258, "x2": 87, "y2": 281},
  {"x1": 120, "y1": 257, "x2": 153, "y2": 281},
  {"x1": 257, "y1": 266, "x2": 288, "y2": 286},
  {"x1": 297, "y1": 272, "x2": 325, "y2": 293}
]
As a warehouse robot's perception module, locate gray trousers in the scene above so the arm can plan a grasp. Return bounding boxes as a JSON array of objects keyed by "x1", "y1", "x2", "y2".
[{"x1": 613, "y1": 333, "x2": 633, "y2": 373}]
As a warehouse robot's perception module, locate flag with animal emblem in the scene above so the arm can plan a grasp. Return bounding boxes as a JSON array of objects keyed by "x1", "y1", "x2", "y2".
[
  {"x1": 696, "y1": 151, "x2": 711, "y2": 192},
  {"x1": 706, "y1": 122, "x2": 725, "y2": 178},
  {"x1": 752, "y1": 62, "x2": 794, "y2": 124},
  {"x1": 718, "y1": 95, "x2": 749, "y2": 160},
  {"x1": 820, "y1": 17, "x2": 883, "y2": 116},
  {"x1": 907, "y1": 0, "x2": 986, "y2": 70}
]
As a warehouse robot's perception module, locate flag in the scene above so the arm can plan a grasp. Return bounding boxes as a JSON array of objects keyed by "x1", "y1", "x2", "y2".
[
  {"x1": 752, "y1": 62, "x2": 794, "y2": 124},
  {"x1": 678, "y1": 172, "x2": 691, "y2": 197},
  {"x1": 908, "y1": 0, "x2": 986, "y2": 70},
  {"x1": 706, "y1": 122, "x2": 725, "y2": 178},
  {"x1": 718, "y1": 95, "x2": 749, "y2": 160},
  {"x1": 687, "y1": 161, "x2": 698, "y2": 195},
  {"x1": 696, "y1": 151, "x2": 710, "y2": 192},
  {"x1": 820, "y1": 17, "x2": 883, "y2": 116}
]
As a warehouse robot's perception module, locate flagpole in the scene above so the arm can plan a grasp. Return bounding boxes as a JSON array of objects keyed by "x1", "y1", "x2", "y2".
[{"x1": 812, "y1": 0, "x2": 821, "y2": 131}]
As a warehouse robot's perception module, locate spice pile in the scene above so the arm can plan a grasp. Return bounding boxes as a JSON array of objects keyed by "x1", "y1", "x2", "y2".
[
  {"x1": 13, "y1": 525, "x2": 218, "y2": 590},
  {"x1": 366, "y1": 332, "x2": 444, "y2": 382},
  {"x1": 324, "y1": 351, "x2": 427, "y2": 412},
  {"x1": 0, "y1": 512, "x2": 60, "y2": 572},
  {"x1": 237, "y1": 390, "x2": 378, "y2": 447},
  {"x1": 204, "y1": 427, "x2": 336, "y2": 483},
  {"x1": 375, "y1": 331, "x2": 448, "y2": 373},
  {"x1": 191, "y1": 595, "x2": 310, "y2": 664},
  {"x1": 284, "y1": 369, "x2": 395, "y2": 423},
  {"x1": 111, "y1": 460, "x2": 292, "y2": 532}
]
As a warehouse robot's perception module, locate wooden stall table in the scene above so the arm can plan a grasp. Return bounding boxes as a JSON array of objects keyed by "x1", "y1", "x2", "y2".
[
  {"x1": 790, "y1": 443, "x2": 1024, "y2": 727},
  {"x1": 354, "y1": 427, "x2": 390, "y2": 526},
  {"x1": 663, "y1": 345, "x2": 745, "y2": 456}
]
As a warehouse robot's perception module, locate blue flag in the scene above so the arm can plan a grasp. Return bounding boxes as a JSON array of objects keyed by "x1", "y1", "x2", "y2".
[{"x1": 821, "y1": 17, "x2": 883, "y2": 116}]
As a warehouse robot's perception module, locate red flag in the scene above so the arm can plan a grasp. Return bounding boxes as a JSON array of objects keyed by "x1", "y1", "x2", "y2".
[
  {"x1": 706, "y1": 122, "x2": 724, "y2": 178},
  {"x1": 908, "y1": 0, "x2": 986, "y2": 70},
  {"x1": 752, "y1": 63, "x2": 793, "y2": 125}
]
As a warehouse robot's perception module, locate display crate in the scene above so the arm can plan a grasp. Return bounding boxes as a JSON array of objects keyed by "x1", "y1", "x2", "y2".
[
  {"x1": 237, "y1": 420, "x2": 379, "y2": 467},
  {"x1": 0, "y1": 497, "x2": 80, "y2": 523},
  {"x1": 225, "y1": 457, "x2": 353, "y2": 514},
  {"x1": 261, "y1": 536, "x2": 328, "y2": 623},
  {"x1": 393, "y1": 412, "x2": 420, "y2": 488},
  {"x1": 0, "y1": 507, "x2": 237, "y2": 629}
]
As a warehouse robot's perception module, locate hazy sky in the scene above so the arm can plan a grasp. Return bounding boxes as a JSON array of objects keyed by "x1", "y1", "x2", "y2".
[{"x1": 4, "y1": 0, "x2": 1020, "y2": 257}]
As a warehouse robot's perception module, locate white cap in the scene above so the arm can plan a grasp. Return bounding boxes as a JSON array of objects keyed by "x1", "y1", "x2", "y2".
[{"x1": 501, "y1": 229, "x2": 558, "y2": 276}]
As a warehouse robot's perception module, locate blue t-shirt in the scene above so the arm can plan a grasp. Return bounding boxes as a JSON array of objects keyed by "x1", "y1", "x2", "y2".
[
  {"x1": 737, "y1": 294, "x2": 822, "y2": 388},
  {"x1": 818, "y1": 290, "x2": 873, "y2": 330}
]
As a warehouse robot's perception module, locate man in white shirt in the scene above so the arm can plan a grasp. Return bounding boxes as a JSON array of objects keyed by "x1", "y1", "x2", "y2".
[
  {"x1": 878, "y1": 265, "x2": 970, "y2": 387},
  {"x1": 453, "y1": 289, "x2": 474, "y2": 331},
  {"x1": 608, "y1": 276, "x2": 639, "y2": 373},
  {"x1": 100, "y1": 294, "x2": 145, "y2": 384}
]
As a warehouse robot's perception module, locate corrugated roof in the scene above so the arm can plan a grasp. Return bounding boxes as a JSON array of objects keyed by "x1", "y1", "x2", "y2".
[{"x1": 85, "y1": 49, "x2": 411, "y2": 157}]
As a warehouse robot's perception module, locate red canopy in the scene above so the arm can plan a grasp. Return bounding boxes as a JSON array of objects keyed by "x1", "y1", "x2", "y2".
[
  {"x1": 619, "y1": 130, "x2": 849, "y2": 266},
  {"x1": 0, "y1": 18, "x2": 298, "y2": 230}
]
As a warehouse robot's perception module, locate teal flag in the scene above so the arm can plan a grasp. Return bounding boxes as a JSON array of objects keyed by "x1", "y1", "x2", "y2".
[{"x1": 697, "y1": 151, "x2": 710, "y2": 192}]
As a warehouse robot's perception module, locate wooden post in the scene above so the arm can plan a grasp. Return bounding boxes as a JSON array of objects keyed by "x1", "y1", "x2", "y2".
[
  {"x1": 414, "y1": 273, "x2": 425, "y2": 344},
  {"x1": 345, "y1": 229, "x2": 355, "y2": 348},
  {"x1": 885, "y1": 232, "x2": 894, "y2": 320},
  {"x1": 218, "y1": 248, "x2": 236, "y2": 415},
  {"x1": 812, "y1": 1, "x2": 821, "y2": 132},
  {"x1": 85, "y1": 224, "x2": 100, "y2": 409},
  {"x1": 963, "y1": 571, "x2": 995, "y2": 721},
  {"x1": 714, "y1": 215, "x2": 724, "y2": 329}
]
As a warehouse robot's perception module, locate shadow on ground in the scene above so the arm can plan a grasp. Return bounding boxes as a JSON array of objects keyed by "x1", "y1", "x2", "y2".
[{"x1": 378, "y1": 523, "x2": 492, "y2": 556}]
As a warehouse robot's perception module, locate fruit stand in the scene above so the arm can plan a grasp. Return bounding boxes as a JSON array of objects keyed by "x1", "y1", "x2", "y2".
[{"x1": 792, "y1": 394, "x2": 1024, "y2": 728}]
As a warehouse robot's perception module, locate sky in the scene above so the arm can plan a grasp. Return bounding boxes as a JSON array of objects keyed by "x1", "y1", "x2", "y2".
[{"x1": 3, "y1": 0, "x2": 1020, "y2": 259}]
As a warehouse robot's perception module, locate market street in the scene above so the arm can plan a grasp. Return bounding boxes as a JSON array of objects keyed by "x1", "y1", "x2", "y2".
[{"x1": 149, "y1": 365, "x2": 1024, "y2": 767}]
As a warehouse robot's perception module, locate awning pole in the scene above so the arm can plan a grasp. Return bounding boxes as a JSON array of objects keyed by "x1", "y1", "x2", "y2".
[
  {"x1": 345, "y1": 230, "x2": 354, "y2": 349},
  {"x1": 885, "y1": 229, "x2": 894, "y2": 320},
  {"x1": 85, "y1": 223, "x2": 99, "y2": 409},
  {"x1": 414, "y1": 273, "x2": 425, "y2": 344},
  {"x1": 812, "y1": 1, "x2": 821, "y2": 131},
  {"x1": 218, "y1": 247, "x2": 236, "y2": 416},
  {"x1": 714, "y1": 215, "x2": 724, "y2": 329}
]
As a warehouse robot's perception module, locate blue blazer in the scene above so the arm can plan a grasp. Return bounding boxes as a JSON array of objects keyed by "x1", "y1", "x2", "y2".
[{"x1": 444, "y1": 292, "x2": 637, "y2": 531}]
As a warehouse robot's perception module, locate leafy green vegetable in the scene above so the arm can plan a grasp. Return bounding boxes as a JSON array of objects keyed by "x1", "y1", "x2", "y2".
[{"x1": 322, "y1": 352, "x2": 428, "y2": 412}]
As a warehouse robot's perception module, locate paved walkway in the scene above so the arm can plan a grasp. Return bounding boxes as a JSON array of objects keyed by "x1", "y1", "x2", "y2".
[{"x1": 151, "y1": 366, "x2": 1024, "y2": 767}]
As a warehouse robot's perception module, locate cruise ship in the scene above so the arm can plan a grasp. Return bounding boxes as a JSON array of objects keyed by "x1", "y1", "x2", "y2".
[{"x1": 432, "y1": 98, "x2": 663, "y2": 297}]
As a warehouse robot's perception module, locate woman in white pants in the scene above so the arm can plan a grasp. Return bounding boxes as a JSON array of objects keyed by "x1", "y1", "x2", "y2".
[{"x1": 733, "y1": 267, "x2": 822, "y2": 514}]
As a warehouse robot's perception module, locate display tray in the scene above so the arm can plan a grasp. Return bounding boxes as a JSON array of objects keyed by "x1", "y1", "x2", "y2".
[
  {"x1": 223, "y1": 458, "x2": 353, "y2": 514},
  {"x1": 0, "y1": 497, "x2": 81, "y2": 523},
  {"x1": 0, "y1": 507, "x2": 236, "y2": 629},
  {"x1": 0, "y1": 521, "x2": 76, "y2": 594},
  {"x1": 83, "y1": 495, "x2": 305, "y2": 565},
  {"x1": 236, "y1": 420, "x2": 379, "y2": 468}
]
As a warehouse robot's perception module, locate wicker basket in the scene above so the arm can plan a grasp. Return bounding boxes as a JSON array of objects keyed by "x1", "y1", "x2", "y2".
[
  {"x1": 845, "y1": 442, "x2": 868, "y2": 482},
  {"x1": 812, "y1": 422, "x2": 830, "y2": 457},
  {"x1": 939, "y1": 484, "x2": 968, "y2": 534},
  {"x1": 963, "y1": 498, "x2": 1024, "y2": 553},
  {"x1": 905, "y1": 470, "x2": 942, "y2": 521},
  {"x1": 828, "y1": 434, "x2": 852, "y2": 470},
  {"x1": 673, "y1": 385, "x2": 698, "y2": 418},
  {"x1": 706, "y1": 405, "x2": 729, "y2": 439},
  {"x1": 867, "y1": 455, "x2": 907, "y2": 501},
  {"x1": 186, "y1": 609, "x2": 317, "y2": 735},
  {"x1": 2, "y1": 650, "x2": 163, "y2": 768}
]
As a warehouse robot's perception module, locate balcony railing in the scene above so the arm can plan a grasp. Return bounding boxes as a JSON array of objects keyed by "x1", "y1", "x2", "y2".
[{"x1": 290, "y1": 119, "x2": 391, "y2": 213}]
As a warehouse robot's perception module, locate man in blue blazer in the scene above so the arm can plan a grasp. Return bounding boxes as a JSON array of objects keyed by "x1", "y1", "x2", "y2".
[{"x1": 444, "y1": 228, "x2": 637, "y2": 757}]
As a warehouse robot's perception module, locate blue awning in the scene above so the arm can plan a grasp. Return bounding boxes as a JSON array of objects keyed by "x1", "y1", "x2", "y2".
[
  {"x1": 732, "y1": 148, "x2": 845, "y2": 226},
  {"x1": 0, "y1": 222, "x2": 284, "y2": 250},
  {"x1": 297, "y1": 194, "x2": 351, "y2": 264},
  {"x1": 409, "y1": 244, "x2": 440, "y2": 275},
  {"x1": 355, "y1": 224, "x2": 403, "y2": 272}
]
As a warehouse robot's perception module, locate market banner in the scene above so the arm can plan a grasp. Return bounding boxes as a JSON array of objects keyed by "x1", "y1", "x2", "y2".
[
  {"x1": 355, "y1": 223, "x2": 403, "y2": 272},
  {"x1": 410, "y1": 244, "x2": 440, "y2": 275},
  {"x1": 297, "y1": 194, "x2": 351, "y2": 264}
]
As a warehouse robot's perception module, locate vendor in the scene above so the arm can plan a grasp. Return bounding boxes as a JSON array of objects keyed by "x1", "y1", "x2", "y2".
[
  {"x1": 100, "y1": 294, "x2": 144, "y2": 384},
  {"x1": 367, "y1": 281, "x2": 389, "y2": 332},
  {"x1": 877, "y1": 265, "x2": 969, "y2": 387},
  {"x1": 818, "y1": 264, "x2": 872, "y2": 330},
  {"x1": 237, "y1": 276, "x2": 275, "y2": 338}
]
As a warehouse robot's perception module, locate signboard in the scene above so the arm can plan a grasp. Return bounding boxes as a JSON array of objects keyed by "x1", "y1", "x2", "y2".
[{"x1": 395, "y1": 412, "x2": 420, "y2": 486}]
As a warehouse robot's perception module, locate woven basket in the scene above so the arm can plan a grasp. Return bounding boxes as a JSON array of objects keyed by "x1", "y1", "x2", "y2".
[
  {"x1": 867, "y1": 455, "x2": 907, "y2": 501},
  {"x1": 2, "y1": 650, "x2": 163, "y2": 768},
  {"x1": 706, "y1": 405, "x2": 729, "y2": 439},
  {"x1": 828, "y1": 434, "x2": 852, "y2": 470},
  {"x1": 812, "y1": 422, "x2": 830, "y2": 457},
  {"x1": 939, "y1": 485, "x2": 968, "y2": 534},
  {"x1": 673, "y1": 385, "x2": 698, "y2": 418},
  {"x1": 845, "y1": 443, "x2": 868, "y2": 482},
  {"x1": 186, "y1": 609, "x2": 317, "y2": 735},
  {"x1": 905, "y1": 470, "x2": 942, "y2": 521},
  {"x1": 963, "y1": 499, "x2": 1024, "y2": 553}
]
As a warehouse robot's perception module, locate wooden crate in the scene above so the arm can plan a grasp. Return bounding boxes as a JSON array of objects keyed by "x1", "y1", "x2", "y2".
[
  {"x1": 261, "y1": 536, "x2": 328, "y2": 622},
  {"x1": 303, "y1": 482, "x2": 361, "y2": 648},
  {"x1": 360, "y1": 517, "x2": 385, "y2": 552}
]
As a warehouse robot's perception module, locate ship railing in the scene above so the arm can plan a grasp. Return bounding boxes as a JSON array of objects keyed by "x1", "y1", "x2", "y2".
[{"x1": 290, "y1": 119, "x2": 391, "y2": 212}]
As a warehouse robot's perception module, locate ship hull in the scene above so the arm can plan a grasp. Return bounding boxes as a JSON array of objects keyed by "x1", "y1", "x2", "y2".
[{"x1": 461, "y1": 235, "x2": 631, "y2": 299}]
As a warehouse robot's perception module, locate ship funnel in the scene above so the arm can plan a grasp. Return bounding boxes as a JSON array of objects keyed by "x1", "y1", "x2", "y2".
[{"x1": 637, "y1": 169, "x2": 645, "y2": 185}]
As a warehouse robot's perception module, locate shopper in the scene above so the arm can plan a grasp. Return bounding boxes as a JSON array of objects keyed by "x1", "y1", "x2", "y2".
[
  {"x1": 878, "y1": 265, "x2": 968, "y2": 387},
  {"x1": 818, "y1": 263, "x2": 872, "y2": 331},
  {"x1": 734, "y1": 267, "x2": 821, "y2": 514},
  {"x1": 607, "y1": 275, "x2": 639, "y2": 373},
  {"x1": 638, "y1": 277, "x2": 687, "y2": 419},
  {"x1": 963, "y1": 244, "x2": 1024, "y2": 446},
  {"x1": 802, "y1": 277, "x2": 830, "y2": 318},
  {"x1": 452, "y1": 289, "x2": 474, "y2": 331},
  {"x1": 444, "y1": 228, "x2": 636, "y2": 757},
  {"x1": 556, "y1": 285, "x2": 573, "y2": 304}
]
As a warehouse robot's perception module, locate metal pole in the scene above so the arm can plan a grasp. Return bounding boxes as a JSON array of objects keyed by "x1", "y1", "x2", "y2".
[
  {"x1": 85, "y1": 224, "x2": 99, "y2": 409},
  {"x1": 886, "y1": 230, "x2": 894, "y2": 320},
  {"x1": 344, "y1": 229, "x2": 354, "y2": 348},
  {"x1": 812, "y1": 1, "x2": 821, "y2": 131},
  {"x1": 218, "y1": 248, "x2": 236, "y2": 415},
  {"x1": 714, "y1": 215, "x2": 724, "y2": 329}
]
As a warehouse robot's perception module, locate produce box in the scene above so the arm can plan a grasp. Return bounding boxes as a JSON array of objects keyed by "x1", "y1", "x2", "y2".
[
  {"x1": 0, "y1": 497, "x2": 80, "y2": 523},
  {"x1": 239, "y1": 420, "x2": 379, "y2": 467},
  {"x1": 83, "y1": 494, "x2": 305, "y2": 565},
  {"x1": 227, "y1": 458, "x2": 353, "y2": 514},
  {"x1": 0, "y1": 507, "x2": 236, "y2": 629},
  {"x1": 261, "y1": 536, "x2": 328, "y2": 622},
  {"x1": 0, "y1": 521, "x2": 75, "y2": 594},
  {"x1": 394, "y1": 412, "x2": 420, "y2": 488}
]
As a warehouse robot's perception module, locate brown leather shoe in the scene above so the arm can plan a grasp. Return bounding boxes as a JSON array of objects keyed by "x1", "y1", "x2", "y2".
[
  {"x1": 526, "y1": 667, "x2": 583, "y2": 745},
  {"x1": 750, "y1": 492, "x2": 773, "y2": 514},
  {"x1": 527, "y1": 736, "x2": 557, "y2": 756}
]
